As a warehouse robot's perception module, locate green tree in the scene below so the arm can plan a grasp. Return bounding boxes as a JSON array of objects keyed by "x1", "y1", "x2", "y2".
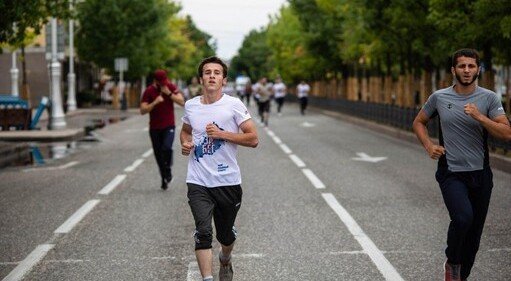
[
  {"x1": 229, "y1": 29, "x2": 272, "y2": 81},
  {"x1": 76, "y1": 0, "x2": 176, "y2": 79},
  {"x1": 167, "y1": 15, "x2": 216, "y2": 83},
  {"x1": 0, "y1": 0, "x2": 70, "y2": 46},
  {"x1": 266, "y1": 6, "x2": 316, "y2": 83}
]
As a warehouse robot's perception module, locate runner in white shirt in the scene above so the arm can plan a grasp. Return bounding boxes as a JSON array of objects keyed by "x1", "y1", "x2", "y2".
[
  {"x1": 180, "y1": 56, "x2": 258, "y2": 281},
  {"x1": 297, "y1": 80, "x2": 310, "y2": 115},
  {"x1": 272, "y1": 77, "x2": 287, "y2": 116}
]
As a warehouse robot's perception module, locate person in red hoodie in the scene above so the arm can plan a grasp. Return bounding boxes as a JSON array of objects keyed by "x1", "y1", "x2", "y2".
[{"x1": 140, "y1": 69, "x2": 185, "y2": 190}]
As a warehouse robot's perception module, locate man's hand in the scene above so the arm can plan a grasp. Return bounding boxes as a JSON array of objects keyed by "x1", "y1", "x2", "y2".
[
  {"x1": 160, "y1": 85, "x2": 171, "y2": 95},
  {"x1": 206, "y1": 123, "x2": 223, "y2": 139},
  {"x1": 464, "y1": 103, "x2": 483, "y2": 121},
  {"x1": 426, "y1": 144, "x2": 446, "y2": 160},
  {"x1": 181, "y1": 142, "x2": 194, "y2": 156},
  {"x1": 154, "y1": 95, "x2": 164, "y2": 105}
]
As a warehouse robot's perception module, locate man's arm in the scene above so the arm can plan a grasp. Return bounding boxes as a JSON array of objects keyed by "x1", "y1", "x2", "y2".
[
  {"x1": 140, "y1": 95, "x2": 163, "y2": 115},
  {"x1": 412, "y1": 110, "x2": 445, "y2": 159},
  {"x1": 161, "y1": 85, "x2": 185, "y2": 107},
  {"x1": 206, "y1": 119, "x2": 259, "y2": 148},
  {"x1": 180, "y1": 123, "x2": 194, "y2": 155},
  {"x1": 464, "y1": 103, "x2": 511, "y2": 141}
]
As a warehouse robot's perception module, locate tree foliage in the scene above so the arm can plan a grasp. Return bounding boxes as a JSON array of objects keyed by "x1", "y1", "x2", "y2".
[
  {"x1": 235, "y1": 0, "x2": 511, "y2": 84},
  {"x1": 0, "y1": 0, "x2": 70, "y2": 47}
]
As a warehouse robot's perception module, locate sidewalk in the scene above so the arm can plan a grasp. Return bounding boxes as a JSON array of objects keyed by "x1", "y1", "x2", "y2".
[{"x1": 0, "y1": 107, "x2": 138, "y2": 142}]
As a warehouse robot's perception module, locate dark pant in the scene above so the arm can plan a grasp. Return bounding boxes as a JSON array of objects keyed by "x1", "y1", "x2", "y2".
[
  {"x1": 187, "y1": 183, "x2": 242, "y2": 250},
  {"x1": 275, "y1": 97, "x2": 285, "y2": 113},
  {"x1": 435, "y1": 167, "x2": 493, "y2": 279},
  {"x1": 299, "y1": 97, "x2": 308, "y2": 114},
  {"x1": 149, "y1": 126, "x2": 175, "y2": 181}
]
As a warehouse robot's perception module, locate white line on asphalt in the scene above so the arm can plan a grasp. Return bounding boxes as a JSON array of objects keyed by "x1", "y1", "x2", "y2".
[
  {"x1": 289, "y1": 154, "x2": 306, "y2": 168},
  {"x1": 272, "y1": 136, "x2": 282, "y2": 144},
  {"x1": 142, "y1": 149, "x2": 153, "y2": 158},
  {"x1": 124, "y1": 158, "x2": 144, "y2": 173},
  {"x1": 98, "y1": 175, "x2": 126, "y2": 195},
  {"x1": 322, "y1": 193, "x2": 404, "y2": 281},
  {"x1": 2, "y1": 244, "x2": 54, "y2": 281},
  {"x1": 59, "y1": 161, "x2": 79, "y2": 169},
  {"x1": 266, "y1": 130, "x2": 275, "y2": 137},
  {"x1": 302, "y1": 169, "x2": 325, "y2": 189},
  {"x1": 23, "y1": 161, "x2": 79, "y2": 172},
  {"x1": 279, "y1": 144, "x2": 292, "y2": 154},
  {"x1": 54, "y1": 200, "x2": 100, "y2": 234},
  {"x1": 187, "y1": 261, "x2": 201, "y2": 281}
]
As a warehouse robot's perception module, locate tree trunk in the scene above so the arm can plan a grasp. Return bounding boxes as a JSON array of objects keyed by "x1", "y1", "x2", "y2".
[{"x1": 20, "y1": 45, "x2": 31, "y2": 106}]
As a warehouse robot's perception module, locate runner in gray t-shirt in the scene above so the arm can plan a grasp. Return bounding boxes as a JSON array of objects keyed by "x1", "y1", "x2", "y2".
[
  {"x1": 422, "y1": 85, "x2": 505, "y2": 171},
  {"x1": 413, "y1": 48, "x2": 511, "y2": 281}
]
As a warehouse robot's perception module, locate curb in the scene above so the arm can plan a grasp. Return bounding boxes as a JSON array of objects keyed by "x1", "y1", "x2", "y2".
[{"x1": 0, "y1": 128, "x2": 85, "y2": 142}]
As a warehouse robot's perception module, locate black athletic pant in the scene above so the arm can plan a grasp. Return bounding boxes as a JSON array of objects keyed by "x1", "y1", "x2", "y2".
[
  {"x1": 187, "y1": 183, "x2": 242, "y2": 250},
  {"x1": 299, "y1": 97, "x2": 308, "y2": 115},
  {"x1": 149, "y1": 126, "x2": 175, "y2": 182},
  {"x1": 435, "y1": 167, "x2": 493, "y2": 279},
  {"x1": 275, "y1": 97, "x2": 284, "y2": 113}
]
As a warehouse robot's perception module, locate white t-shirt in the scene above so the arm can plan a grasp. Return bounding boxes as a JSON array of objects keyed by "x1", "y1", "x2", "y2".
[
  {"x1": 182, "y1": 94, "x2": 251, "y2": 187},
  {"x1": 297, "y1": 83, "x2": 310, "y2": 98},
  {"x1": 273, "y1": 82, "x2": 287, "y2": 99}
]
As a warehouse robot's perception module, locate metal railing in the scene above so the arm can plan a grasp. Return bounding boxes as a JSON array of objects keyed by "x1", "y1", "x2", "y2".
[{"x1": 306, "y1": 96, "x2": 511, "y2": 155}]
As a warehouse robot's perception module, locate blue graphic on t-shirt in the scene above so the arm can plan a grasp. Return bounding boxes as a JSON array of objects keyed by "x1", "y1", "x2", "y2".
[{"x1": 194, "y1": 123, "x2": 225, "y2": 162}]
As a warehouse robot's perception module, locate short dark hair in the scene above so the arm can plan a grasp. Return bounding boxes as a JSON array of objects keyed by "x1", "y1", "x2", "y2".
[
  {"x1": 452, "y1": 48, "x2": 480, "y2": 67},
  {"x1": 198, "y1": 56, "x2": 228, "y2": 78}
]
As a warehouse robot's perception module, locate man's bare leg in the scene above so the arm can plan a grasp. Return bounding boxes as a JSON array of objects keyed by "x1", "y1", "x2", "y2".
[{"x1": 196, "y1": 249, "x2": 213, "y2": 279}]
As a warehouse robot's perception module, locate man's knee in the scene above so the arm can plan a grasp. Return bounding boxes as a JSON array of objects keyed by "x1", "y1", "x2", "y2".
[
  {"x1": 194, "y1": 230, "x2": 213, "y2": 250},
  {"x1": 216, "y1": 226, "x2": 237, "y2": 247}
]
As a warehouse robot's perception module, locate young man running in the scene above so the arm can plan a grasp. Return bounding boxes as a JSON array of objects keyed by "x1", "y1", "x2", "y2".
[
  {"x1": 413, "y1": 48, "x2": 511, "y2": 281},
  {"x1": 180, "y1": 56, "x2": 259, "y2": 281}
]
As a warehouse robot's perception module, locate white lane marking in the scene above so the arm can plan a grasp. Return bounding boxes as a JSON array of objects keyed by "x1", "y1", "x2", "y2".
[
  {"x1": 322, "y1": 193, "x2": 404, "y2": 281},
  {"x1": 98, "y1": 175, "x2": 126, "y2": 195},
  {"x1": 142, "y1": 149, "x2": 153, "y2": 158},
  {"x1": 2, "y1": 244, "x2": 54, "y2": 281},
  {"x1": 289, "y1": 154, "x2": 306, "y2": 168},
  {"x1": 302, "y1": 169, "x2": 325, "y2": 189},
  {"x1": 279, "y1": 144, "x2": 292, "y2": 154},
  {"x1": 124, "y1": 158, "x2": 144, "y2": 173},
  {"x1": 352, "y1": 152, "x2": 387, "y2": 163},
  {"x1": 266, "y1": 130, "x2": 275, "y2": 137},
  {"x1": 54, "y1": 200, "x2": 100, "y2": 234},
  {"x1": 59, "y1": 161, "x2": 79, "y2": 169},
  {"x1": 187, "y1": 261, "x2": 201, "y2": 281},
  {"x1": 23, "y1": 161, "x2": 79, "y2": 172},
  {"x1": 272, "y1": 136, "x2": 282, "y2": 144},
  {"x1": 301, "y1": 121, "x2": 316, "y2": 127}
]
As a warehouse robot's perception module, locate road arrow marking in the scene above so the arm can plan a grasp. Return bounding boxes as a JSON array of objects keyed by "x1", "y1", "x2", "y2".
[
  {"x1": 300, "y1": 121, "x2": 316, "y2": 127},
  {"x1": 351, "y1": 152, "x2": 387, "y2": 163}
]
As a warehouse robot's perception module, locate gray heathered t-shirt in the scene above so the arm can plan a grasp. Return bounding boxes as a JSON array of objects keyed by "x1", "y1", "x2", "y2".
[{"x1": 422, "y1": 85, "x2": 506, "y2": 172}]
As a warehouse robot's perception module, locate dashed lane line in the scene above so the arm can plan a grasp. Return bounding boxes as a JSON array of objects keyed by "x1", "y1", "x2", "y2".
[
  {"x1": 124, "y1": 158, "x2": 144, "y2": 173},
  {"x1": 302, "y1": 169, "x2": 326, "y2": 189},
  {"x1": 322, "y1": 193, "x2": 404, "y2": 281},
  {"x1": 2, "y1": 244, "x2": 54, "y2": 281},
  {"x1": 98, "y1": 175, "x2": 127, "y2": 195},
  {"x1": 142, "y1": 149, "x2": 153, "y2": 158},
  {"x1": 289, "y1": 154, "x2": 306, "y2": 168},
  {"x1": 54, "y1": 200, "x2": 101, "y2": 234}
]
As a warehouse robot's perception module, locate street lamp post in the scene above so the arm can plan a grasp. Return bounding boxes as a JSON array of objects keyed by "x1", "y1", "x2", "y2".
[
  {"x1": 66, "y1": 0, "x2": 77, "y2": 111},
  {"x1": 10, "y1": 50, "x2": 19, "y2": 97},
  {"x1": 49, "y1": 17, "x2": 67, "y2": 129}
]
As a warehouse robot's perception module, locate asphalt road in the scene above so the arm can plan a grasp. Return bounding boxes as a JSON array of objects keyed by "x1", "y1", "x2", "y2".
[{"x1": 1, "y1": 100, "x2": 510, "y2": 280}]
